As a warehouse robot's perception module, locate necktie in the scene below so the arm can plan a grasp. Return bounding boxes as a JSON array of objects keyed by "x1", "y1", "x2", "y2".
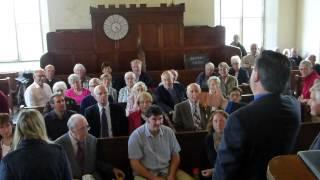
[
  {"x1": 76, "y1": 141, "x2": 84, "y2": 174},
  {"x1": 192, "y1": 103, "x2": 202, "y2": 130},
  {"x1": 101, "y1": 107, "x2": 109, "y2": 137}
]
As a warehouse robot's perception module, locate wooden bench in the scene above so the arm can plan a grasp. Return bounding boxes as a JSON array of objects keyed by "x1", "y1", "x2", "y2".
[
  {"x1": 97, "y1": 131, "x2": 210, "y2": 179},
  {"x1": 293, "y1": 121, "x2": 320, "y2": 153}
]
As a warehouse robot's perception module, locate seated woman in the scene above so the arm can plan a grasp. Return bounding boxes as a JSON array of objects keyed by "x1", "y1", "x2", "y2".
[
  {"x1": 0, "y1": 109, "x2": 71, "y2": 179},
  {"x1": 204, "y1": 76, "x2": 228, "y2": 112},
  {"x1": 126, "y1": 81, "x2": 148, "y2": 116},
  {"x1": 196, "y1": 62, "x2": 216, "y2": 90},
  {"x1": 118, "y1": 72, "x2": 136, "y2": 103},
  {"x1": 44, "y1": 81, "x2": 78, "y2": 113},
  {"x1": 128, "y1": 92, "x2": 153, "y2": 134},
  {"x1": 65, "y1": 74, "x2": 90, "y2": 105},
  {"x1": 218, "y1": 62, "x2": 239, "y2": 96},
  {"x1": 0, "y1": 113, "x2": 13, "y2": 160},
  {"x1": 202, "y1": 110, "x2": 229, "y2": 177},
  {"x1": 100, "y1": 73, "x2": 117, "y2": 103}
]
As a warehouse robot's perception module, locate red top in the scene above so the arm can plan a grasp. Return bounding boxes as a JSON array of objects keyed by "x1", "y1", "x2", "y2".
[
  {"x1": 0, "y1": 90, "x2": 9, "y2": 113},
  {"x1": 128, "y1": 110, "x2": 144, "y2": 134},
  {"x1": 302, "y1": 71, "x2": 320, "y2": 99}
]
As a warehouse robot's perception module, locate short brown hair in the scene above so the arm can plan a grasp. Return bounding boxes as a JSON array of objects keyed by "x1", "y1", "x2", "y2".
[
  {"x1": 229, "y1": 86, "x2": 243, "y2": 95},
  {"x1": 0, "y1": 113, "x2": 11, "y2": 126},
  {"x1": 206, "y1": 110, "x2": 229, "y2": 134},
  {"x1": 101, "y1": 62, "x2": 111, "y2": 71}
]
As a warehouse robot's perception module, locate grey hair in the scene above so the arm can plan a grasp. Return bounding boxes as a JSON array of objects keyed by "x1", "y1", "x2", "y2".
[
  {"x1": 52, "y1": 81, "x2": 68, "y2": 93},
  {"x1": 186, "y1": 83, "x2": 201, "y2": 93},
  {"x1": 205, "y1": 62, "x2": 215, "y2": 69},
  {"x1": 207, "y1": 76, "x2": 221, "y2": 87},
  {"x1": 310, "y1": 80, "x2": 320, "y2": 103},
  {"x1": 67, "y1": 114, "x2": 87, "y2": 129},
  {"x1": 132, "y1": 81, "x2": 148, "y2": 92},
  {"x1": 218, "y1": 62, "x2": 230, "y2": 70},
  {"x1": 89, "y1": 78, "x2": 101, "y2": 87},
  {"x1": 68, "y1": 73, "x2": 81, "y2": 85},
  {"x1": 299, "y1": 60, "x2": 313, "y2": 69},
  {"x1": 230, "y1": 56, "x2": 241, "y2": 64},
  {"x1": 73, "y1": 63, "x2": 86, "y2": 73},
  {"x1": 124, "y1": 71, "x2": 136, "y2": 80}
]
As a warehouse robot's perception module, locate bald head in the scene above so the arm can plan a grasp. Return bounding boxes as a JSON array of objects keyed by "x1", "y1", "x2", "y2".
[
  {"x1": 187, "y1": 83, "x2": 201, "y2": 103},
  {"x1": 94, "y1": 85, "x2": 108, "y2": 106}
]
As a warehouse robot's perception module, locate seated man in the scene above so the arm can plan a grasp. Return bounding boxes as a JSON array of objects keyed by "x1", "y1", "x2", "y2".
[
  {"x1": 173, "y1": 83, "x2": 208, "y2": 131},
  {"x1": 289, "y1": 48, "x2": 303, "y2": 66},
  {"x1": 242, "y1": 43, "x2": 259, "y2": 75},
  {"x1": 80, "y1": 78, "x2": 101, "y2": 115},
  {"x1": 44, "y1": 64, "x2": 59, "y2": 89},
  {"x1": 55, "y1": 114, "x2": 125, "y2": 180},
  {"x1": 299, "y1": 60, "x2": 320, "y2": 102},
  {"x1": 85, "y1": 85, "x2": 127, "y2": 138},
  {"x1": 229, "y1": 55, "x2": 249, "y2": 85},
  {"x1": 131, "y1": 59, "x2": 153, "y2": 88},
  {"x1": 128, "y1": 105, "x2": 192, "y2": 180},
  {"x1": 195, "y1": 62, "x2": 216, "y2": 90},
  {"x1": 24, "y1": 69, "x2": 52, "y2": 107},
  {"x1": 154, "y1": 70, "x2": 186, "y2": 115},
  {"x1": 100, "y1": 73, "x2": 117, "y2": 103},
  {"x1": 44, "y1": 93, "x2": 75, "y2": 140}
]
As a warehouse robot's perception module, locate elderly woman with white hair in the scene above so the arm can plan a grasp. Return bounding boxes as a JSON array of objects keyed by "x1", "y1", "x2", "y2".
[
  {"x1": 218, "y1": 62, "x2": 238, "y2": 96},
  {"x1": 229, "y1": 56, "x2": 249, "y2": 85},
  {"x1": 118, "y1": 71, "x2": 136, "y2": 103},
  {"x1": 43, "y1": 81, "x2": 78, "y2": 113},
  {"x1": 73, "y1": 63, "x2": 90, "y2": 89},
  {"x1": 126, "y1": 81, "x2": 148, "y2": 116},
  {"x1": 65, "y1": 74, "x2": 90, "y2": 105},
  {"x1": 299, "y1": 60, "x2": 320, "y2": 102},
  {"x1": 206, "y1": 76, "x2": 228, "y2": 111}
]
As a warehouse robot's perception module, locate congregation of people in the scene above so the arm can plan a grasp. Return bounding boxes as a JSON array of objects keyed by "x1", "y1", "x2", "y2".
[{"x1": 1, "y1": 36, "x2": 320, "y2": 180}]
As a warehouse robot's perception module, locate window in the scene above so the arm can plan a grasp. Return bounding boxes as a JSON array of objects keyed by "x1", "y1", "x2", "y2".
[
  {"x1": 0, "y1": 0, "x2": 48, "y2": 62},
  {"x1": 216, "y1": 0, "x2": 264, "y2": 52}
]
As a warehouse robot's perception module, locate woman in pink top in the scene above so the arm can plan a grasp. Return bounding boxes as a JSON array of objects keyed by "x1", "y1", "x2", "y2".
[{"x1": 65, "y1": 74, "x2": 90, "y2": 105}]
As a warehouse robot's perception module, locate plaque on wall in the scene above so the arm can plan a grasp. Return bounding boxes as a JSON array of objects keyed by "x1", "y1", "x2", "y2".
[{"x1": 184, "y1": 53, "x2": 209, "y2": 69}]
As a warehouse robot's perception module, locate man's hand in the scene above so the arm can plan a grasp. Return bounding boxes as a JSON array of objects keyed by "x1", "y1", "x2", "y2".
[{"x1": 113, "y1": 168, "x2": 125, "y2": 180}]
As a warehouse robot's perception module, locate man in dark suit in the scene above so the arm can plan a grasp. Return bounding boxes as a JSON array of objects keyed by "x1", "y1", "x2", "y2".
[
  {"x1": 154, "y1": 71, "x2": 186, "y2": 115},
  {"x1": 214, "y1": 51, "x2": 301, "y2": 180},
  {"x1": 44, "y1": 64, "x2": 59, "y2": 90},
  {"x1": 229, "y1": 55, "x2": 249, "y2": 85},
  {"x1": 80, "y1": 78, "x2": 101, "y2": 115},
  {"x1": 55, "y1": 114, "x2": 125, "y2": 180},
  {"x1": 131, "y1": 59, "x2": 153, "y2": 88},
  {"x1": 173, "y1": 83, "x2": 208, "y2": 131},
  {"x1": 85, "y1": 85, "x2": 127, "y2": 138}
]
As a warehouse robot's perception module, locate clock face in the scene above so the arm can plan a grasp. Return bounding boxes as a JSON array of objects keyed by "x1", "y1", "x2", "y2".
[{"x1": 103, "y1": 14, "x2": 129, "y2": 40}]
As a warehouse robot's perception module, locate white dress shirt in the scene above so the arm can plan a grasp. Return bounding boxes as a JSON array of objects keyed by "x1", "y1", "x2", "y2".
[
  {"x1": 98, "y1": 103, "x2": 113, "y2": 137},
  {"x1": 24, "y1": 82, "x2": 52, "y2": 107}
]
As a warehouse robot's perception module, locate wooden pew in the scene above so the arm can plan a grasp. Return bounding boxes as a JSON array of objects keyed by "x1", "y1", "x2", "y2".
[
  {"x1": 0, "y1": 77, "x2": 13, "y2": 112},
  {"x1": 97, "y1": 131, "x2": 210, "y2": 179},
  {"x1": 293, "y1": 121, "x2": 320, "y2": 153}
]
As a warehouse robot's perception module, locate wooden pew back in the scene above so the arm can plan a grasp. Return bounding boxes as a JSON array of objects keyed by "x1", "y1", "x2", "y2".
[
  {"x1": 97, "y1": 131, "x2": 210, "y2": 179},
  {"x1": 293, "y1": 121, "x2": 320, "y2": 152}
]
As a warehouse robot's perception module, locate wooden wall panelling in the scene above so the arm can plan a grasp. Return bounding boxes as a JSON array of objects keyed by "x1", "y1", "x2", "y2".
[
  {"x1": 163, "y1": 50, "x2": 185, "y2": 69},
  {"x1": 144, "y1": 51, "x2": 163, "y2": 71},
  {"x1": 51, "y1": 54, "x2": 75, "y2": 74},
  {"x1": 73, "y1": 53, "x2": 98, "y2": 74},
  {"x1": 117, "y1": 51, "x2": 138, "y2": 72},
  {"x1": 184, "y1": 26, "x2": 225, "y2": 48}
]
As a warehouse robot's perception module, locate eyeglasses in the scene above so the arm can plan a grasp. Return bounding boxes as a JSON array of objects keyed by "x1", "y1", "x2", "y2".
[{"x1": 74, "y1": 125, "x2": 91, "y2": 132}]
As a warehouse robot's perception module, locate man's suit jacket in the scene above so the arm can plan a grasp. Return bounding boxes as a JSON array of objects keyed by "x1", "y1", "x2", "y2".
[
  {"x1": 229, "y1": 67, "x2": 249, "y2": 85},
  {"x1": 214, "y1": 94, "x2": 301, "y2": 180},
  {"x1": 154, "y1": 84, "x2": 186, "y2": 113},
  {"x1": 84, "y1": 103, "x2": 128, "y2": 138},
  {"x1": 173, "y1": 100, "x2": 208, "y2": 131},
  {"x1": 138, "y1": 71, "x2": 153, "y2": 88}
]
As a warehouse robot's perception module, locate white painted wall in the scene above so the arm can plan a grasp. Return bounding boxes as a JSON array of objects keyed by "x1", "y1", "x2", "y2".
[
  {"x1": 47, "y1": 0, "x2": 214, "y2": 31},
  {"x1": 296, "y1": 0, "x2": 320, "y2": 58}
]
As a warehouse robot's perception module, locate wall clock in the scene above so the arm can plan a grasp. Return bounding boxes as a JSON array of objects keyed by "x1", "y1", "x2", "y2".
[{"x1": 103, "y1": 14, "x2": 129, "y2": 40}]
